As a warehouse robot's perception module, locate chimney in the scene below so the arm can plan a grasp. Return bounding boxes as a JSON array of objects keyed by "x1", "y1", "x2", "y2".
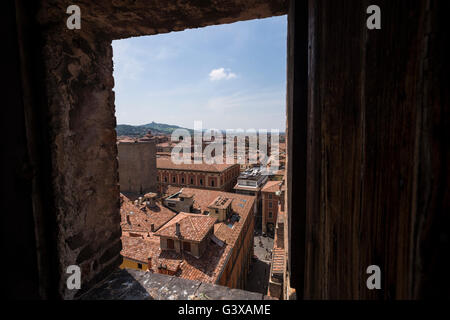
[
  {"x1": 151, "y1": 224, "x2": 155, "y2": 232},
  {"x1": 144, "y1": 193, "x2": 157, "y2": 208},
  {"x1": 147, "y1": 257, "x2": 152, "y2": 271},
  {"x1": 175, "y1": 223, "x2": 181, "y2": 237},
  {"x1": 146, "y1": 199, "x2": 156, "y2": 208}
]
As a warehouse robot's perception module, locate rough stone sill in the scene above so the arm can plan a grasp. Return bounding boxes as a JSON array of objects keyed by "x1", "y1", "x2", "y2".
[{"x1": 81, "y1": 268, "x2": 276, "y2": 300}]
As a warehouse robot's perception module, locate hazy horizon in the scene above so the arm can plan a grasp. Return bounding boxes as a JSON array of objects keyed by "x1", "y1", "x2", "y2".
[{"x1": 116, "y1": 120, "x2": 286, "y2": 133}]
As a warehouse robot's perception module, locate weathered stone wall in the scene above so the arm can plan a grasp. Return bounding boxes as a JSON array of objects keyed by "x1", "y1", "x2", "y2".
[
  {"x1": 37, "y1": 0, "x2": 288, "y2": 40},
  {"x1": 83, "y1": 268, "x2": 275, "y2": 300},
  {"x1": 117, "y1": 141, "x2": 157, "y2": 194},
  {"x1": 39, "y1": 27, "x2": 121, "y2": 298}
]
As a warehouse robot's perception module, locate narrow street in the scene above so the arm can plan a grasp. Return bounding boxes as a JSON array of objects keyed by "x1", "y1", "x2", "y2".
[{"x1": 244, "y1": 230, "x2": 274, "y2": 295}]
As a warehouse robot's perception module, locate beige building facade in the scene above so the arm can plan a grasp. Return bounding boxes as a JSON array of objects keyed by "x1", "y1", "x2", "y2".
[{"x1": 117, "y1": 133, "x2": 157, "y2": 194}]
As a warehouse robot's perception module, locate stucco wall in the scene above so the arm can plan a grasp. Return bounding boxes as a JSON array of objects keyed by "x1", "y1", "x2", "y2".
[{"x1": 117, "y1": 141, "x2": 157, "y2": 194}]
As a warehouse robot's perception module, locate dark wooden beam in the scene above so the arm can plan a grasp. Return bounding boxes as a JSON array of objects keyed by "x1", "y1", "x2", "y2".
[
  {"x1": 304, "y1": 0, "x2": 450, "y2": 299},
  {"x1": 286, "y1": 0, "x2": 308, "y2": 297}
]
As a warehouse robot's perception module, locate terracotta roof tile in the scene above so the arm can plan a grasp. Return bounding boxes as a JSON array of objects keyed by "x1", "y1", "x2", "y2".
[
  {"x1": 154, "y1": 213, "x2": 217, "y2": 242},
  {"x1": 261, "y1": 181, "x2": 283, "y2": 193},
  {"x1": 121, "y1": 236, "x2": 159, "y2": 262},
  {"x1": 271, "y1": 248, "x2": 285, "y2": 274},
  {"x1": 120, "y1": 188, "x2": 255, "y2": 284},
  {"x1": 120, "y1": 194, "x2": 177, "y2": 233}
]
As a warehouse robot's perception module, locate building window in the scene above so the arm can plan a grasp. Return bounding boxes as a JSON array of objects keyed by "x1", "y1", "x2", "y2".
[
  {"x1": 181, "y1": 177, "x2": 185, "y2": 184},
  {"x1": 210, "y1": 180, "x2": 215, "y2": 187},
  {"x1": 167, "y1": 238, "x2": 174, "y2": 249},
  {"x1": 137, "y1": 263, "x2": 142, "y2": 269},
  {"x1": 199, "y1": 179, "x2": 203, "y2": 186},
  {"x1": 164, "y1": 177, "x2": 167, "y2": 183},
  {"x1": 269, "y1": 212, "x2": 273, "y2": 219},
  {"x1": 183, "y1": 241, "x2": 191, "y2": 252},
  {"x1": 269, "y1": 202, "x2": 273, "y2": 208},
  {"x1": 190, "y1": 178, "x2": 194, "y2": 184},
  {"x1": 268, "y1": 194, "x2": 272, "y2": 199},
  {"x1": 172, "y1": 176, "x2": 176, "y2": 183},
  {"x1": 157, "y1": 176, "x2": 159, "y2": 182}
]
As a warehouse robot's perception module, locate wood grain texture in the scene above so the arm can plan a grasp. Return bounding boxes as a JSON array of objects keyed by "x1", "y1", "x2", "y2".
[{"x1": 303, "y1": 0, "x2": 449, "y2": 299}]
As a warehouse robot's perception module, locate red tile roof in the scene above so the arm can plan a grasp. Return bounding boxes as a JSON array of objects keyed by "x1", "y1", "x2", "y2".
[
  {"x1": 271, "y1": 248, "x2": 285, "y2": 274},
  {"x1": 180, "y1": 187, "x2": 255, "y2": 245},
  {"x1": 121, "y1": 236, "x2": 159, "y2": 262},
  {"x1": 208, "y1": 195, "x2": 233, "y2": 209},
  {"x1": 120, "y1": 188, "x2": 255, "y2": 284},
  {"x1": 120, "y1": 194, "x2": 176, "y2": 232},
  {"x1": 154, "y1": 213, "x2": 217, "y2": 242},
  {"x1": 261, "y1": 181, "x2": 283, "y2": 193}
]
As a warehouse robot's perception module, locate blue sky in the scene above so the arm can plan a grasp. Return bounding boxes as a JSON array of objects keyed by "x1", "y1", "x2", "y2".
[{"x1": 112, "y1": 15, "x2": 287, "y2": 131}]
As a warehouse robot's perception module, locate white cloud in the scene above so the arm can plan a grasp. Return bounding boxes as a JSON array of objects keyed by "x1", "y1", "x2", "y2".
[{"x1": 209, "y1": 68, "x2": 237, "y2": 81}]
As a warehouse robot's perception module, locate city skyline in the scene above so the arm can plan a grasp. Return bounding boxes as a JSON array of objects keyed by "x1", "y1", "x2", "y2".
[{"x1": 112, "y1": 15, "x2": 287, "y2": 131}]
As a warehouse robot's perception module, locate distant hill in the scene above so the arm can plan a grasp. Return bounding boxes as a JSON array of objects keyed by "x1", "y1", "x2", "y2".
[{"x1": 116, "y1": 121, "x2": 193, "y2": 137}]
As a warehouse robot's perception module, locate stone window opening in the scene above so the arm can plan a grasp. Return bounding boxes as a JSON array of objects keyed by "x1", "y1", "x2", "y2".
[{"x1": 16, "y1": 0, "x2": 298, "y2": 300}]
